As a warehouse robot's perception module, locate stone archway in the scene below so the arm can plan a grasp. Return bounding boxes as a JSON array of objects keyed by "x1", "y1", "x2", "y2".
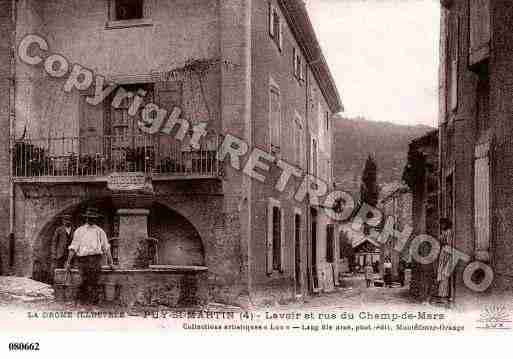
[
  {"x1": 31, "y1": 200, "x2": 115, "y2": 284},
  {"x1": 148, "y1": 203, "x2": 205, "y2": 266}
]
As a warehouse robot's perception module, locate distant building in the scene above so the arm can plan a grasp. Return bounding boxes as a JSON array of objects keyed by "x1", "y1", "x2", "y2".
[
  {"x1": 378, "y1": 183, "x2": 412, "y2": 282},
  {"x1": 403, "y1": 130, "x2": 438, "y2": 301}
]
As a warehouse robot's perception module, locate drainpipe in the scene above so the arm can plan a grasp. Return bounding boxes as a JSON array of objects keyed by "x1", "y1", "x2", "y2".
[{"x1": 8, "y1": 0, "x2": 17, "y2": 271}]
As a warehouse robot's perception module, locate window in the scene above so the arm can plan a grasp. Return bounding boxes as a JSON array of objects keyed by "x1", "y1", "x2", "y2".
[
  {"x1": 326, "y1": 224, "x2": 335, "y2": 263},
  {"x1": 439, "y1": 7, "x2": 449, "y2": 124},
  {"x1": 325, "y1": 111, "x2": 330, "y2": 132},
  {"x1": 311, "y1": 138, "x2": 318, "y2": 177},
  {"x1": 109, "y1": 83, "x2": 154, "y2": 138},
  {"x1": 269, "y1": 3, "x2": 282, "y2": 51},
  {"x1": 270, "y1": 86, "x2": 281, "y2": 154},
  {"x1": 474, "y1": 142, "x2": 491, "y2": 261},
  {"x1": 115, "y1": 0, "x2": 143, "y2": 20},
  {"x1": 294, "y1": 114, "x2": 305, "y2": 168},
  {"x1": 293, "y1": 48, "x2": 304, "y2": 81},
  {"x1": 449, "y1": 15, "x2": 459, "y2": 112},
  {"x1": 267, "y1": 199, "x2": 284, "y2": 274}
]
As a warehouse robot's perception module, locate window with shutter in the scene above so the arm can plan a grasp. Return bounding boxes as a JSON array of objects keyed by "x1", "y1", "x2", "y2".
[
  {"x1": 450, "y1": 15, "x2": 459, "y2": 113},
  {"x1": 270, "y1": 87, "x2": 281, "y2": 154},
  {"x1": 154, "y1": 81, "x2": 182, "y2": 159},
  {"x1": 269, "y1": 2, "x2": 275, "y2": 37},
  {"x1": 469, "y1": 0, "x2": 491, "y2": 67},
  {"x1": 439, "y1": 8, "x2": 449, "y2": 124},
  {"x1": 294, "y1": 115, "x2": 304, "y2": 168},
  {"x1": 312, "y1": 138, "x2": 318, "y2": 177},
  {"x1": 474, "y1": 143, "x2": 490, "y2": 260},
  {"x1": 269, "y1": 3, "x2": 282, "y2": 51},
  {"x1": 80, "y1": 87, "x2": 104, "y2": 155},
  {"x1": 293, "y1": 47, "x2": 297, "y2": 76}
]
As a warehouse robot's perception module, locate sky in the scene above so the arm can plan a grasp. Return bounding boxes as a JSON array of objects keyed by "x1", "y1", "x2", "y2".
[{"x1": 305, "y1": 0, "x2": 440, "y2": 127}]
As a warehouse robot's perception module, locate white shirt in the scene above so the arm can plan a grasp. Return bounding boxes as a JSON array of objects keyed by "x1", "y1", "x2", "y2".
[{"x1": 69, "y1": 224, "x2": 110, "y2": 257}]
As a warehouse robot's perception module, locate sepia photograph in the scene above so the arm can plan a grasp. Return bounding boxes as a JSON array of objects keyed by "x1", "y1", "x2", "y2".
[{"x1": 0, "y1": 0, "x2": 511, "y2": 355}]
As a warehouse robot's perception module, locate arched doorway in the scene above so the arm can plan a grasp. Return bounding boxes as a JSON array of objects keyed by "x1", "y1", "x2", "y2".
[
  {"x1": 32, "y1": 200, "x2": 115, "y2": 284},
  {"x1": 148, "y1": 203, "x2": 205, "y2": 266}
]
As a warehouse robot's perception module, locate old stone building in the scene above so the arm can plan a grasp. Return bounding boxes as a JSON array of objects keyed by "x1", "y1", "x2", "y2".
[
  {"x1": 439, "y1": 0, "x2": 513, "y2": 304},
  {"x1": 0, "y1": 0, "x2": 342, "y2": 307},
  {"x1": 403, "y1": 130, "x2": 439, "y2": 301},
  {"x1": 378, "y1": 183, "x2": 412, "y2": 282}
]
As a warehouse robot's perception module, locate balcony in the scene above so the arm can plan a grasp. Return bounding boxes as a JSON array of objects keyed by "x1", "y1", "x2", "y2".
[{"x1": 13, "y1": 133, "x2": 223, "y2": 183}]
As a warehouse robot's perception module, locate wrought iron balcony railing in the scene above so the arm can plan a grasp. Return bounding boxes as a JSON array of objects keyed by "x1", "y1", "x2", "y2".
[{"x1": 13, "y1": 133, "x2": 222, "y2": 180}]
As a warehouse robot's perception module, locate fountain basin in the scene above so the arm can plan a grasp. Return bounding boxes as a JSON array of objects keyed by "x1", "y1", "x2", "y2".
[{"x1": 99, "y1": 266, "x2": 209, "y2": 307}]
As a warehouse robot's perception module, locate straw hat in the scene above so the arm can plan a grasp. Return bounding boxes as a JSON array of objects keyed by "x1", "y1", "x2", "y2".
[
  {"x1": 81, "y1": 207, "x2": 101, "y2": 218},
  {"x1": 60, "y1": 214, "x2": 72, "y2": 221}
]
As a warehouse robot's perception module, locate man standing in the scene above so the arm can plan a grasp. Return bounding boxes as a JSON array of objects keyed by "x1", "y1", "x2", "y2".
[
  {"x1": 364, "y1": 261, "x2": 373, "y2": 288},
  {"x1": 65, "y1": 207, "x2": 114, "y2": 305},
  {"x1": 383, "y1": 257, "x2": 392, "y2": 288},
  {"x1": 435, "y1": 218, "x2": 453, "y2": 305},
  {"x1": 51, "y1": 215, "x2": 73, "y2": 270}
]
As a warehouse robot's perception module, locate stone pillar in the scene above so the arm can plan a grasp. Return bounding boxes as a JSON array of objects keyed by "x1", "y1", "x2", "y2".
[{"x1": 116, "y1": 209, "x2": 150, "y2": 269}]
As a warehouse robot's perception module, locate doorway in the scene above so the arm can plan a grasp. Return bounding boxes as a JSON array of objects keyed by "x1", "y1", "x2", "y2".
[
  {"x1": 294, "y1": 213, "x2": 302, "y2": 295},
  {"x1": 310, "y1": 208, "x2": 318, "y2": 291}
]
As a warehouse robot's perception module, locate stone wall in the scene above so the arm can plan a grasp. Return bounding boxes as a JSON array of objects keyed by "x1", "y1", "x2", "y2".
[
  {"x1": 0, "y1": 0, "x2": 13, "y2": 276},
  {"x1": 99, "y1": 270, "x2": 209, "y2": 308}
]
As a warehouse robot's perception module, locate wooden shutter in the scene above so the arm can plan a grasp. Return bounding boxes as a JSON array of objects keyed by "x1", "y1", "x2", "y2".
[
  {"x1": 270, "y1": 87, "x2": 280, "y2": 151},
  {"x1": 279, "y1": 19, "x2": 283, "y2": 50},
  {"x1": 155, "y1": 81, "x2": 182, "y2": 155},
  {"x1": 469, "y1": 0, "x2": 491, "y2": 66},
  {"x1": 450, "y1": 16, "x2": 459, "y2": 112},
  {"x1": 474, "y1": 143, "x2": 490, "y2": 257},
  {"x1": 293, "y1": 47, "x2": 297, "y2": 76},
  {"x1": 269, "y1": 2, "x2": 275, "y2": 37},
  {"x1": 80, "y1": 88, "x2": 104, "y2": 155},
  {"x1": 439, "y1": 8, "x2": 449, "y2": 124}
]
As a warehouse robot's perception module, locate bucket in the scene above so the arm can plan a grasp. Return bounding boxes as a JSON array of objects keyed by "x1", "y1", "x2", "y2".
[
  {"x1": 64, "y1": 286, "x2": 80, "y2": 301},
  {"x1": 54, "y1": 284, "x2": 67, "y2": 302},
  {"x1": 104, "y1": 283, "x2": 117, "y2": 302},
  {"x1": 70, "y1": 270, "x2": 82, "y2": 286},
  {"x1": 54, "y1": 269, "x2": 71, "y2": 285}
]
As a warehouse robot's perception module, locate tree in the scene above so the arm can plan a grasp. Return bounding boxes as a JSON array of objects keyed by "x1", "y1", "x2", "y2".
[
  {"x1": 339, "y1": 230, "x2": 354, "y2": 272},
  {"x1": 360, "y1": 154, "x2": 379, "y2": 207},
  {"x1": 359, "y1": 155, "x2": 379, "y2": 235}
]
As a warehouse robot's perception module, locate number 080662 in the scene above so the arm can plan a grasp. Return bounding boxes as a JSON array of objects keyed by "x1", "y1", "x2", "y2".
[{"x1": 9, "y1": 342, "x2": 40, "y2": 351}]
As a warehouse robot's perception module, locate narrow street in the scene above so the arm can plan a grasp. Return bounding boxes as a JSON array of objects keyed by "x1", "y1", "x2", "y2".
[{"x1": 281, "y1": 275, "x2": 419, "y2": 312}]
